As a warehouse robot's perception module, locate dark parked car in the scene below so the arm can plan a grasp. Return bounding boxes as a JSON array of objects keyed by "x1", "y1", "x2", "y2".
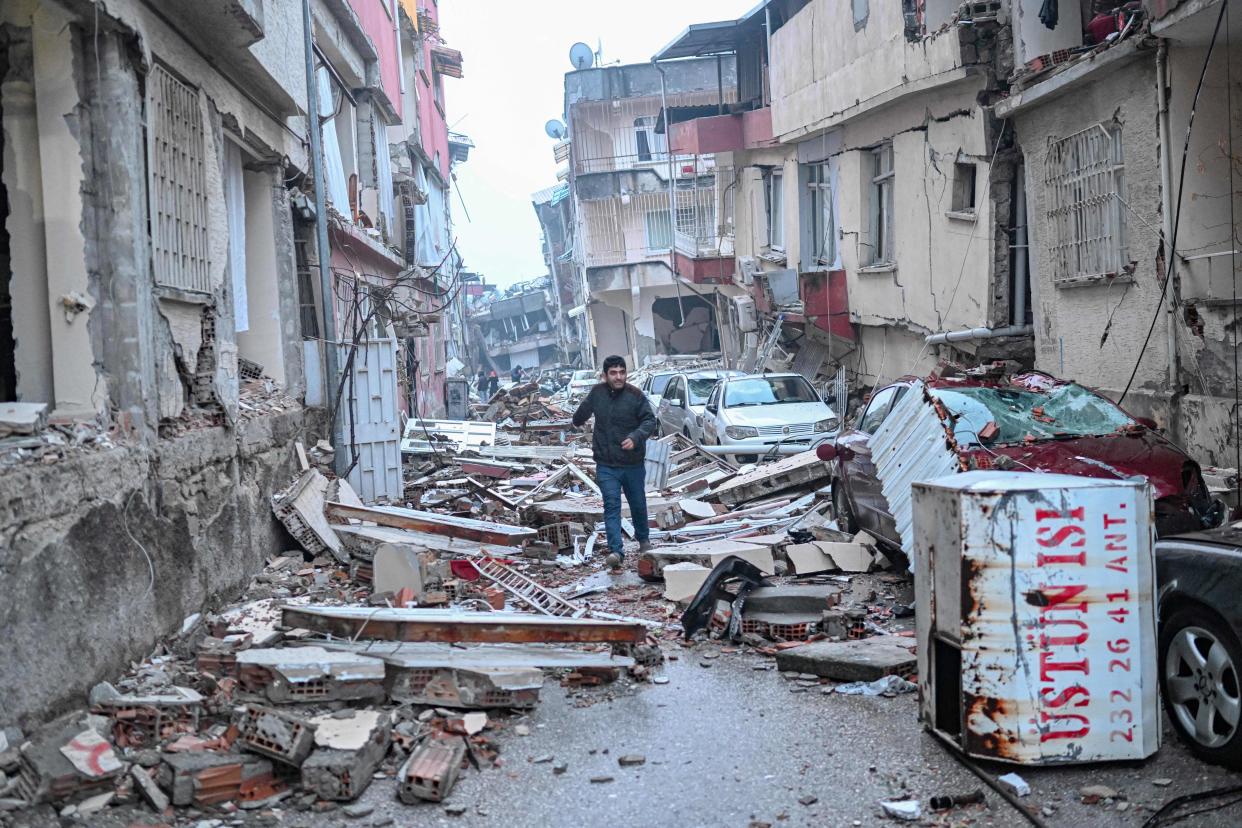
[
  {"x1": 1156, "y1": 528, "x2": 1242, "y2": 767},
  {"x1": 817, "y1": 370, "x2": 1223, "y2": 546}
]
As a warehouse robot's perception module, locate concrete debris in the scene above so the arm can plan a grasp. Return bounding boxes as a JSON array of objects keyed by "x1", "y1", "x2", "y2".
[
  {"x1": 399, "y1": 738, "x2": 467, "y2": 803},
  {"x1": 774, "y1": 637, "x2": 917, "y2": 681},
  {"x1": 237, "y1": 705, "x2": 317, "y2": 767},
  {"x1": 271, "y1": 469, "x2": 347, "y2": 562},
  {"x1": 880, "y1": 799, "x2": 922, "y2": 821},
  {"x1": 303, "y1": 712, "x2": 392, "y2": 801},
  {"x1": 829, "y1": 675, "x2": 916, "y2": 696},
  {"x1": 57, "y1": 729, "x2": 122, "y2": 778},
  {"x1": 159, "y1": 752, "x2": 278, "y2": 807},
  {"x1": 130, "y1": 765, "x2": 170, "y2": 812},
  {"x1": 662, "y1": 562, "x2": 711, "y2": 604},
  {"x1": 998, "y1": 773, "x2": 1031, "y2": 797},
  {"x1": 236, "y1": 647, "x2": 386, "y2": 703},
  {"x1": 0, "y1": 402, "x2": 48, "y2": 437}
]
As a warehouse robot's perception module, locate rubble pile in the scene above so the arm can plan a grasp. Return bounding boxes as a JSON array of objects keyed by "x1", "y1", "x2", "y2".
[
  {"x1": 0, "y1": 418, "x2": 926, "y2": 823},
  {"x1": 0, "y1": 402, "x2": 117, "y2": 467}
]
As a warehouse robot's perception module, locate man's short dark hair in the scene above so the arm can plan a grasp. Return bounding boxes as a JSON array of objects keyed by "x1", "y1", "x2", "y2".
[{"x1": 602, "y1": 355, "x2": 627, "y2": 373}]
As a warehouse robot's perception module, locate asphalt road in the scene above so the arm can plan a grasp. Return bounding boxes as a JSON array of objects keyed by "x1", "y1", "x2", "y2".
[{"x1": 289, "y1": 647, "x2": 1242, "y2": 828}]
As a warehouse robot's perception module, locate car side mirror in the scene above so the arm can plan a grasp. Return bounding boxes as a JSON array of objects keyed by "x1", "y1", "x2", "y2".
[
  {"x1": 670, "y1": 399, "x2": 683, "y2": 408},
  {"x1": 1135, "y1": 416, "x2": 1158, "y2": 430}
]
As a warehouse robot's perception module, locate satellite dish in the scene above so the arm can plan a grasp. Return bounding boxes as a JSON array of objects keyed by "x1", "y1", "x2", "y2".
[
  {"x1": 544, "y1": 119, "x2": 567, "y2": 140},
  {"x1": 569, "y1": 42, "x2": 595, "y2": 70}
]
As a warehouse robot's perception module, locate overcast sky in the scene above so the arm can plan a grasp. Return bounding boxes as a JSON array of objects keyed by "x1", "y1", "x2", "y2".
[{"x1": 439, "y1": 0, "x2": 754, "y2": 290}]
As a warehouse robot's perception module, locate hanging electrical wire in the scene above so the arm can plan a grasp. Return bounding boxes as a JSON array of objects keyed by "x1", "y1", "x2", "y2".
[{"x1": 1118, "y1": 0, "x2": 1228, "y2": 404}]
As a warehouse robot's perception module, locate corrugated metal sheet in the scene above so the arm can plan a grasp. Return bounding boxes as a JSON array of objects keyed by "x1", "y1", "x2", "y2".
[
  {"x1": 645, "y1": 437, "x2": 672, "y2": 490},
  {"x1": 869, "y1": 383, "x2": 960, "y2": 560},
  {"x1": 913, "y1": 472, "x2": 1159, "y2": 764}
]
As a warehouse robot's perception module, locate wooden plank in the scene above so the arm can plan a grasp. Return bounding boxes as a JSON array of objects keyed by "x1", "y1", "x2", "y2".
[
  {"x1": 281, "y1": 606, "x2": 646, "y2": 645},
  {"x1": 325, "y1": 501, "x2": 535, "y2": 545}
]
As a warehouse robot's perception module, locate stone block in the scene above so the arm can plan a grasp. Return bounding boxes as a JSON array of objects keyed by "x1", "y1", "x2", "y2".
[{"x1": 774, "y1": 637, "x2": 917, "y2": 681}]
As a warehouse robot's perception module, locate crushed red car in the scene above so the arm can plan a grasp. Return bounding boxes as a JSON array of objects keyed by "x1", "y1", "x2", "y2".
[{"x1": 818, "y1": 368, "x2": 1224, "y2": 547}]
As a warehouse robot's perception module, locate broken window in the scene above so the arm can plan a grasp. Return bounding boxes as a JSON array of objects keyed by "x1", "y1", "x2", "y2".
[
  {"x1": 867, "y1": 144, "x2": 894, "y2": 265},
  {"x1": 857, "y1": 385, "x2": 898, "y2": 433},
  {"x1": 952, "y1": 161, "x2": 976, "y2": 214},
  {"x1": 644, "y1": 210, "x2": 672, "y2": 251},
  {"x1": 634, "y1": 116, "x2": 666, "y2": 163},
  {"x1": 929, "y1": 383, "x2": 1135, "y2": 446},
  {"x1": 803, "y1": 161, "x2": 836, "y2": 267},
  {"x1": 853, "y1": 0, "x2": 870, "y2": 29},
  {"x1": 147, "y1": 64, "x2": 211, "y2": 293},
  {"x1": 317, "y1": 66, "x2": 351, "y2": 216},
  {"x1": 1045, "y1": 123, "x2": 1125, "y2": 286},
  {"x1": 765, "y1": 170, "x2": 784, "y2": 250}
]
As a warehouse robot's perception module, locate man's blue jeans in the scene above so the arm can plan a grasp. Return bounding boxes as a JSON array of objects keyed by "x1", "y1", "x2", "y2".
[{"x1": 597, "y1": 463, "x2": 649, "y2": 555}]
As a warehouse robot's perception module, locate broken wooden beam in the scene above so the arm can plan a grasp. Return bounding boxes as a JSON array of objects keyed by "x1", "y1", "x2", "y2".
[
  {"x1": 280, "y1": 606, "x2": 647, "y2": 645},
  {"x1": 324, "y1": 501, "x2": 535, "y2": 545}
]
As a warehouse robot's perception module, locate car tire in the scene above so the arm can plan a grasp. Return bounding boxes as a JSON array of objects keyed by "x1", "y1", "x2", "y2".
[
  {"x1": 1159, "y1": 606, "x2": 1242, "y2": 768},
  {"x1": 832, "y1": 481, "x2": 858, "y2": 534}
]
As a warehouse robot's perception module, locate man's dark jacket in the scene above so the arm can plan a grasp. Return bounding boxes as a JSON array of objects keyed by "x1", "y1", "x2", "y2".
[{"x1": 572, "y1": 383, "x2": 657, "y2": 467}]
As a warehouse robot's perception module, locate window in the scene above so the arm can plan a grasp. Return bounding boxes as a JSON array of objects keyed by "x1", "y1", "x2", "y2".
[
  {"x1": 634, "y1": 116, "x2": 666, "y2": 163},
  {"x1": 952, "y1": 162, "x2": 976, "y2": 213},
  {"x1": 665, "y1": 378, "x2": 684, "y2": 405},
  {"x1": 1045, "y1": 123, "x2": 1125, "y2": 286},
  {"x1": 723, "y1": 375, "x2": 818, "y2": 408},
  {"x1": 645, "y1": 210, "x2": 673, "y2": 251},
  {"x1": 147, "y1": 65, "x2": 211, "y2": 292},
  {"x1": 867, "y1": 144, "x2": 894, "y2": 265},
  {"x1": 687, "y1": 377, "x2": 721, "y2": 405},
  {"x1": 804, "y1": 162, "x2": 836, "y2": 267},
  {"x1": 857, "y1": 385, "x2": 898, "y2": 433},
  {"x1": 765, "y1": 170, "x2": 784, "y2": 250}
]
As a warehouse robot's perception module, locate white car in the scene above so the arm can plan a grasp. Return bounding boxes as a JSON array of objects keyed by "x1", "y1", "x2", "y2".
[
  {"x1": 656, "y1": 369, "x2": 746, "y2": 442},
  {"x1": 639, "y1": 370, "x2": 680, "y2": 411},
  {"x1": 700, "y1": 373, "x2": 839, "y2": 464},
  {"x1": 567, "y1": 369, "x2": 597, "y2": 402}
]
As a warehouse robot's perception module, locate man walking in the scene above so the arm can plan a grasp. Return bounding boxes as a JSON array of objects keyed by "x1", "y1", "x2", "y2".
[{"x1": 572, "y1": 355, "x2": 656, "y2": 570}]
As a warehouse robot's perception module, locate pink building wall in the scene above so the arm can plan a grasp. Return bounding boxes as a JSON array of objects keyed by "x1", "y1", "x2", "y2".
[
  {"x1": 348, "y1": 0, "x2": 403, "y2": 120},
  {"x1": 416, "y1": 1, "x2": 450, "y2": 181}
]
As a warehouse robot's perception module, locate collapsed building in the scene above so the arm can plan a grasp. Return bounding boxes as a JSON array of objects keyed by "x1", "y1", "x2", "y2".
[{"x1": 466, "y1": 277, "x2": 562, "y2": 375}]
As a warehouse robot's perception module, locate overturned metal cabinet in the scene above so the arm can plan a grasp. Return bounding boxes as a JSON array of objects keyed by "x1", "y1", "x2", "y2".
[{"x1": 913, "y1": 471, "x2": 1159, "y2": 764}]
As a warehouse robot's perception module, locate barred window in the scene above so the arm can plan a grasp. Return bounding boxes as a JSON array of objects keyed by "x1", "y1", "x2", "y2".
[
  {"x1": 146, "y1": 65, "x2": 211, "y2": 293},
  {"x1": 1045, "y1": 123, "x2": 1125, "y2": 286}
]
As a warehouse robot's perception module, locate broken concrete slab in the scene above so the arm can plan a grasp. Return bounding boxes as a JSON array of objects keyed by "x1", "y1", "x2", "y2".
[
  {"x1": 236, "y1": 647, "x2": 386, "y2": 704},
  {"x1": 311, "y1": 640, "x2": 635, "y2": 671},
  {"x1": 281, "y1": 606, "x2": 647, "y2": 645},
  {"x1": 237, "y1": 705, "x2": 317, "y2": 767},
  {"x1": 708, "y1": 450, "x2": 831, "y2": 507},
  {"x1": 372, "y1": 543, "x2": 432, "y2": 595},
  {"x1": 744, "y1": 585, "x2": 842, "y2": 614},
  {"x1": 302, "y1": 711, "x2": 392, "y2": 801},
  {"x1": 12, "y1": 720, "x2": 123, "y2": 804},
  {"x1": 774, "y1": 637, "x2": 917, "y2": 681},
  {"x1": 272, "y1": 470, "x2": 345, "y2": 562},
  {"x1": 0, "y1": 402, "x2": 48, "y2": 437},
  {"x1": 91, "y1": 685, "x2": 204, "y2": 748},
  {"x1": 662, "y1": 562, "x2": 711, "y2": 604},
  {"x1": 641, "y1": 540, "x2": 775, "y2": 580},
  {"x1": 130, "y1": 765, "x2": 170, "y2": 812},
  {"x1": 334, "y1": 523, "x2": 519, "y2": 560},
  {"x1": 786, "y1": 541, "x2": 874, "y2": 574},
  {"x1": 325, "y1": 501, "x2": 536, "y2": 545}
]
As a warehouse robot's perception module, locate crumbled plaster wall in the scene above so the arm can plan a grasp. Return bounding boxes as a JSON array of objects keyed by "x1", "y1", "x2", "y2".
[{"x1": 0, "y1": 407, "x2": 323, "y2": 729}]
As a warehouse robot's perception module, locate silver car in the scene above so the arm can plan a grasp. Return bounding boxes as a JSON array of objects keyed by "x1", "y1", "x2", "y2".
[{"x1": 656, "y1": 370, "x2": 746, "y2": 442}]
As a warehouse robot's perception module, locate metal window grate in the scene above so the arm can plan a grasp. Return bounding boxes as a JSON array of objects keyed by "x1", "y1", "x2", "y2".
[
  {"x1": 147, "y1": 65, "x2": 211, "y2": 293},
  {"x1": 1045, "y1": 123, "x2": 1125, "y2": 286}
]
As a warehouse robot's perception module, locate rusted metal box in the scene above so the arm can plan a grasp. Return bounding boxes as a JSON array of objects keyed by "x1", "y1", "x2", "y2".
[{"x1": 913, "y1": 471, "x2": 1159, "y2": 764}]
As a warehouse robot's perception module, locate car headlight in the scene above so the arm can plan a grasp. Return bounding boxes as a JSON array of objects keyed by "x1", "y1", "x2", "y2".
[
  {"x1": 725, "y1": 425, "x2": 758, "y2": 439},
  {"x1": 815, "y1": 417, "x2": 839, "y2": 433}
]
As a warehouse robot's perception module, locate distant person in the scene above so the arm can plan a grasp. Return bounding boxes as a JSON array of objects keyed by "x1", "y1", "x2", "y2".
[
  {"x1": 476, "y1": 368, "x2": 486, "y2": 394},
  {"x1": 511, "y1": 364, "x2": 524, "y2": 383},
  {"x1": 487, "y1": 370, "x2": 499, "y2": 399},
  {"x1": 572, "y1": 355, "x2": 656, "y2": 570}
]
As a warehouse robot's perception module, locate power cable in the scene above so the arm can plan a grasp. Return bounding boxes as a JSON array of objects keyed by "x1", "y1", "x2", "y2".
[{"x1": 1118, "y1": 0, "x2": 1228, "y2": 404}]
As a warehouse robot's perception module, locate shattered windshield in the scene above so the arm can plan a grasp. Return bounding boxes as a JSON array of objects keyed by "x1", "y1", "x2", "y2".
[
  {"x1": 688, "y1": 378, "x2": 720, "y2": 405},
  {"x1": 724, "y1": 376, "x2": 819, "y2": 408},
  {"x1": 929, "y1": 383, "x2": 1135, "y2": 445}
]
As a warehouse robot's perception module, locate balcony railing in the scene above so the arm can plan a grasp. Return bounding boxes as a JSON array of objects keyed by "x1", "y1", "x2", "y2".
[{"x1": 573, "y1": 153, "x2": 716, "y2": 178}]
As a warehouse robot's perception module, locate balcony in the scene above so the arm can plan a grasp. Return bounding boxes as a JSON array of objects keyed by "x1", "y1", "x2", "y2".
[
  {"x1": 668, "y1": 106, "x2": 775, "y2": 155},
  {"x1": 800, "y1": 270, "x2": 855, "y2": 341}
]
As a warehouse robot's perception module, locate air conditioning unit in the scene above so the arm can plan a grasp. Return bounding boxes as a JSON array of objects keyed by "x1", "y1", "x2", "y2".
[{"x1": 732, "y1": 294, "x2": 758, "y2": 333}]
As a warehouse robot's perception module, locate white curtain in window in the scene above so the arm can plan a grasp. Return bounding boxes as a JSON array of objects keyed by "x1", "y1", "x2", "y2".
[
  {"x1": 224, "y1": 141, "x2": 248, "y2": 332},
  {"x1": 373, "y1": 115, "x2": 395, "y2": 236},
  {"x1": 317, "y1": 67, "x2": 350, "y2": 213}
]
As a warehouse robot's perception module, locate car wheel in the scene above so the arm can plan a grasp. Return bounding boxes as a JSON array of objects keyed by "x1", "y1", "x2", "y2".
[
  {"x1": 1160, "y1": 607, "x2": 1242, "y2": 768},
  {"x1": 832, "y1": 481, "x2": 858, "y2": 534}
]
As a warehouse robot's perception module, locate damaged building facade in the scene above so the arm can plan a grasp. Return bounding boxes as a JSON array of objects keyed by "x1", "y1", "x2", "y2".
[
  {"x1": 0, "y1": 0, "x2": 469, "y2": 728},
  {"x1": 561, "y1": 56, "x2": 746, "y2": 368},
  {"x1": 466, "y1": 277, "x2": 563, "y2": 376},
  {"x1": 532, "y1": 182, "x2": 592, "y2": 369},
  {"x1": 995, "y1": 0, "x2": 1242, "y2": 464}
]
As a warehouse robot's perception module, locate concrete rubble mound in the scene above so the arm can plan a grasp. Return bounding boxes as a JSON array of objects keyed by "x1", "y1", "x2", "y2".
[{"x1": 0, "y1": 419, "x2": 922, "y2": 821}]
